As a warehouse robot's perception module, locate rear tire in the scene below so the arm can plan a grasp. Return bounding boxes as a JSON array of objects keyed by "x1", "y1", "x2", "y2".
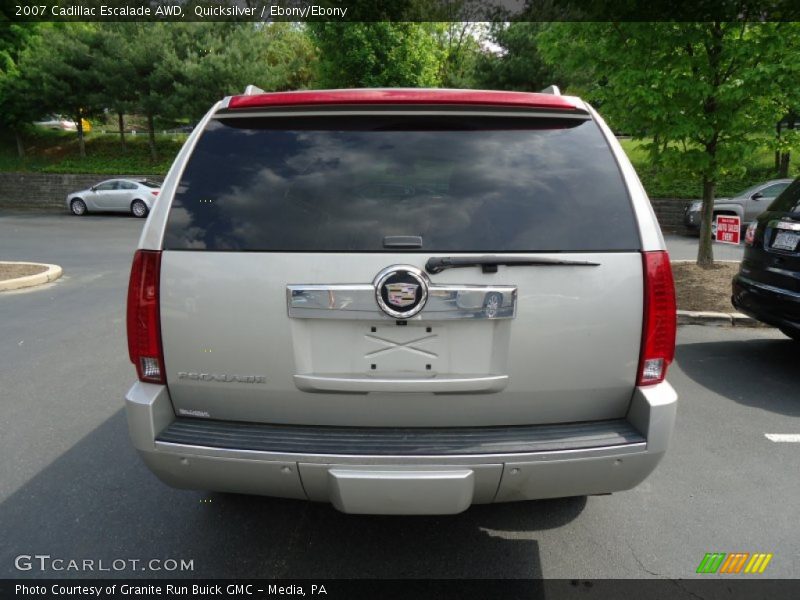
[
  {"x1": 70, "y1": 198, "x2": 87, "y2": 216},
  {"x1": 131, "y1": 200, "x2": 148, "y2": 218},
  {"x1": 779, "y1": 327, "x2": 800, "y2": 342}
]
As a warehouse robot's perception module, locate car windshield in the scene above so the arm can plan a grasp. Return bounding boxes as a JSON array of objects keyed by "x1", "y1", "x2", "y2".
[
  {"x1": 735, "y1": 183, "x2": 765, "y2": 198},
  {"x1": 164, "y1": 114, "x2": 640, "y2": 252}
]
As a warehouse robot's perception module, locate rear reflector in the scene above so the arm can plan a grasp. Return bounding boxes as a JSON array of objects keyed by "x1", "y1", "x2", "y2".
[
  {"x1": 637, "y1": 251, "x2": 677, "y2": 386},
  {"x1": 126, "y1": 250, "x2": 165, "y2": 384},
  {"x1": 744, "y1": 221, "x2": 757, "y2": 246}
]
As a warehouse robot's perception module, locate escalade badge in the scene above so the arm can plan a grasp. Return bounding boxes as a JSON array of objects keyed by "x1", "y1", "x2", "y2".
[{"x1": 374, "y1": 265, "x2": 429, "y2": 319}]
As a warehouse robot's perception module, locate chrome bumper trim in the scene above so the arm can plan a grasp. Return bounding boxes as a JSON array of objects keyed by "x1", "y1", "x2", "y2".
[
  {"x1": 152, "y1": 440, "x2": 648, "y2": 465},
  {"x1": 287, "y1": 282, "x2": 517, "y2": 320}
]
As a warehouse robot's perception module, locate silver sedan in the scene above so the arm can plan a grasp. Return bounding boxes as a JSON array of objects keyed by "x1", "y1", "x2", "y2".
[{"x1": 66, "y1": 179, "x2": 161, "y2": 218}]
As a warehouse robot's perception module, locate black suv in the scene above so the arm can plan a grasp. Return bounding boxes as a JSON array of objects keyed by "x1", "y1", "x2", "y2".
[{"x1": 732, "y1": 178, "x2": 800, "y2": 341}]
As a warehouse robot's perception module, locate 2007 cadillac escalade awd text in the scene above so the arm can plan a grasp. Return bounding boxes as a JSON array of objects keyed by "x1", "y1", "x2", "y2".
[{"x1": 125, "y1": 87, "x2": 678, "y2": 515}]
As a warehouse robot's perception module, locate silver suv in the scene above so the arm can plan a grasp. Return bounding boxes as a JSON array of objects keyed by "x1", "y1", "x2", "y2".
[{"x1": 125, "y1": 87, "x2": 678, "y2": 515}]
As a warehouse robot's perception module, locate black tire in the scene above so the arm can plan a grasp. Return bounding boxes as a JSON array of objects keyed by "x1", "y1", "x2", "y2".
[
  {"x1": 70, "y1": 198, "x2": 87, "y2": 216},
  {"x1": 779, "y1": 327, "x2": 800, "y2": 342},
  {"x1": 131, "y1": 199, "x2": 149, "y2": 218}
]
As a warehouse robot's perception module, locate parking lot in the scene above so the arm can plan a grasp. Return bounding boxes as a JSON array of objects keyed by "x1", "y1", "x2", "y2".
[{"x1": 1, "y1": 213, "x2": 798, "y2": 579}]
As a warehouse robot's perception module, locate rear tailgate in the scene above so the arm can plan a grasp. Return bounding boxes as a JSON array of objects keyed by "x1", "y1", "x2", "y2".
[{"x1": 158, "y1": 109, "x2": 644, "y2": 427}]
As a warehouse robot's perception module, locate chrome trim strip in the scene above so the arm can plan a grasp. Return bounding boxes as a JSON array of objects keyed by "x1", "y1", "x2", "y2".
[
  {"x1": 152, "y1": 440, "x2": 648, "y2": 465},
  {"x1": 294, "y1": 374, "x2": 509, "y2": 394},
  {"x1": 772, "y1": 219, "x2": 800, "y2": 232},
  {"x1": 737, "y1": 275, "x2": 800, "y2": 300},
  {"x1": 287, "y1": 283, "x2": 517, "y2": 320}
]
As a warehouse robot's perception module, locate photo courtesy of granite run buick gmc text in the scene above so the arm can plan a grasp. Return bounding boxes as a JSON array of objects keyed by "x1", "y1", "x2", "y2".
[{"x1": 125, "y1": 87, "x2": 677, "y2": 515}]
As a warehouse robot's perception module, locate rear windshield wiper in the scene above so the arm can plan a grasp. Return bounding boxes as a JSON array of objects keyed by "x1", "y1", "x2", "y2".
[{"x1": 425, "y1": 255, "x2": 600, "y2": 274}]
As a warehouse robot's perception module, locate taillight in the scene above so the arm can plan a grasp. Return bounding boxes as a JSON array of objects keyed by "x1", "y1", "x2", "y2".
[
  {"x1": 151, "y1": 190, "x2": 159, "y2": 196},
  {"x1": 126, "y1": 250, "x2": 165, "y2": 383},
  {"x1": 637, "y1": 251, "x2": 677, "y2": 386},
  {"x1": 744, "y1": 221, "x2": 757, "y2": 246}
]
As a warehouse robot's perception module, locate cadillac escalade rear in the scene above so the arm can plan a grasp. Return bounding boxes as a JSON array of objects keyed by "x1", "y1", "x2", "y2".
[{"x1": 125, "y1": 88, "x2": 677, "y2": 514}]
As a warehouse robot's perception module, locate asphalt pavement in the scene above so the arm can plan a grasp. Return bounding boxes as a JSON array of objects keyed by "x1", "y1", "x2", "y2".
[
  {"x1": 1, "y1": 214, "x2": 797, "y2": 579},
  {"x1": 664, "y1": 233, "x2": 745, "y2": 261}
]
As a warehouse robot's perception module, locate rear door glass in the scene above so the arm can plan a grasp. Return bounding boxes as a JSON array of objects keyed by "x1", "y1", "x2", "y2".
[
  {"x1": 164, "y1": 115, "x2": 640, "y2": 252},
  {"x1": 768, "y1": 179, "x2": 800, "y2": 213}
]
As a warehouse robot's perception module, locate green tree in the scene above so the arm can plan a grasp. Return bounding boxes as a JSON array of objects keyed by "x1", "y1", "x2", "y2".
[
  {"x1": 17, "y1": 23, "x2": 105, "y2": 158},
  {"x1": 0, "y1": 23, "x2": 43, "y2": 157},
  {"x1": 307, "y1": 23, "x2": 443, "y2": 88},
  {"x1": 433, "y1": 22, "x2": 482, "y2": 88},
  {"x1": 95, "y1": 24, "x2": 139, "y2": 149},
  {"x1": 539, "y1": 22, "x2": 800, "y2": 266},
  {"x1": 258, "y1": 23, "x2": 316, "y2": 92},
  {"x1": 172, "y1": 23, "x2": 315, "y2": 120},
  {"x1": 476, "y1": 23, "x2": 560, "y2": 92},
  {"x1": 108, "y1": 23, "x2": 183, "y2": 161}
]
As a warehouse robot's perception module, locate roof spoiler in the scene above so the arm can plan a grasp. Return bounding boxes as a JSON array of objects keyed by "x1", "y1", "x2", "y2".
[
  {"x1": 243, "y1": 85, "x2": 265, "y2": 96},
  {"x1": 540, "y1": 85, "x2": 561, "y2": 96}
]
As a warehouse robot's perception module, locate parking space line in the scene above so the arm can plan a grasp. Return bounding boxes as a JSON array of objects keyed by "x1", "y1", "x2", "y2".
[{"x1": 764, "y1": 433, "x2": 800, "y2": 442}]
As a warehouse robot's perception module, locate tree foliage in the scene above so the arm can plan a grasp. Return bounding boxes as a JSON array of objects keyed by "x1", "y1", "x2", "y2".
[
  {"x1": 476, "y1": 23, "x2": 560, "y2": 92},
  {"x1": 0, "y1": 23, "x2": 43, "y2": 157},
  {"x1": 307, "y1": 22, "x2": 443, "y2": 88},
  {"x1": 5, "y1": 22, "x2": 317, "y2": 161},
  {"x1": 16, "y1": 23, "x2": 106, "y2": 158},
  {"x1": 538, "y1": 22, "x2": 800, "y2": 266}
]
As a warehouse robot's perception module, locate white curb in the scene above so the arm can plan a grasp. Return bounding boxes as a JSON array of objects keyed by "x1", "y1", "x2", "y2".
[{"x1": 0, "y1": 262, "x2": 63, "y2": 292}]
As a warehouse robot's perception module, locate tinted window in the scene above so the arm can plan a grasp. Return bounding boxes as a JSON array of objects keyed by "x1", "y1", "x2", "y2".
[
  {"x1": 164, "y1": 116, "x2": 639, "y2": 252},
  {"x1": 95, "y1": 181, "x2": 117, "y2": 191},
  {"x1": 759, "y1": 183, "x2": 789, "y2": 198},
  {"x1": 120, "y1": 181, "x2": 138, "y2": 190},
  {"x1": 141, "y1": 181, "x2": 161, "y2": 188},
  {"x1": 768, "y1": 179, "x2": 800, "y2": 213}
]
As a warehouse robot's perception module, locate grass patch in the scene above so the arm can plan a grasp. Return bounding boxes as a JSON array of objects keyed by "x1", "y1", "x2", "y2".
[
  {"x1": 618, "y1": 138, "x2": 797, "y2": 199},
  {"x1": 0, "y1": 127, "x2": 184, "y2": 176}
]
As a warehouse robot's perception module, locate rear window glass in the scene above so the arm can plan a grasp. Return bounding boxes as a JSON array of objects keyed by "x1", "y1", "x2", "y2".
[
  {"x1": 163, "y1": 115, "x2": 640, "y2": 252},
  {"x1": 141, "y1": 181, "x2": 161, "y2": 188},
  {"x1": 767, "y1": 178, "x2": 800, "y2": 213}
]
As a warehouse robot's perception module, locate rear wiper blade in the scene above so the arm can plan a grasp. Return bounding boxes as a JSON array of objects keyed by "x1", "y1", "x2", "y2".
[{"x1": 425, "y1": 255, "x2": 600, "y2": 274}]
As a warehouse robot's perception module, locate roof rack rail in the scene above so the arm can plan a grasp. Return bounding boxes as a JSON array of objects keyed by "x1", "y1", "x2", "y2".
[
  {"x1": 243, "y1": 85, "x2": 265, "y2": 96},
  {"x1": 540, "y1": 85, "x2": 561, "y2": 96}
]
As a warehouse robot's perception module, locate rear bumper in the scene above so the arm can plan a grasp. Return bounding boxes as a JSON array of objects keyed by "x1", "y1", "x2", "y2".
[
  {"x1": 732, "y1": 274, "x2": 800, "y2": 332},
  {"x1": 125, "y1": 381, "x2": 677, "y2": 514}
]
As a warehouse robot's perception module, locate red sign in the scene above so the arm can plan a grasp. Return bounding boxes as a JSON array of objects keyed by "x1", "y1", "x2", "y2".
[{"x1": 715, "y1": 215, "x2": 741, "y2": 244}]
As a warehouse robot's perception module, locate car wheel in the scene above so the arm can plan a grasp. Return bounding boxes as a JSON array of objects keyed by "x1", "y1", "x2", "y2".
[
  {"x1": 779, "y1": 327, "x2": 800, "y2": 342},
  {"x1": 131, "y1": 200, "x2": 148, "y2": 218},
  {"x1": 70, "y1": 198, "x2": 87, "y2": 216},
  {"x1": 483, "y1": 292, "x2": 503, "y2": 318}
]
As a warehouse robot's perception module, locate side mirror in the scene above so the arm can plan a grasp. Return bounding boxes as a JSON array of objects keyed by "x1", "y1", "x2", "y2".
[
  {"x1": 751, "y1": 192, "x2": 764, "y2": 200},
  {"x1": 90, "y1": 186, "x2": 97, "y2": 192}
]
